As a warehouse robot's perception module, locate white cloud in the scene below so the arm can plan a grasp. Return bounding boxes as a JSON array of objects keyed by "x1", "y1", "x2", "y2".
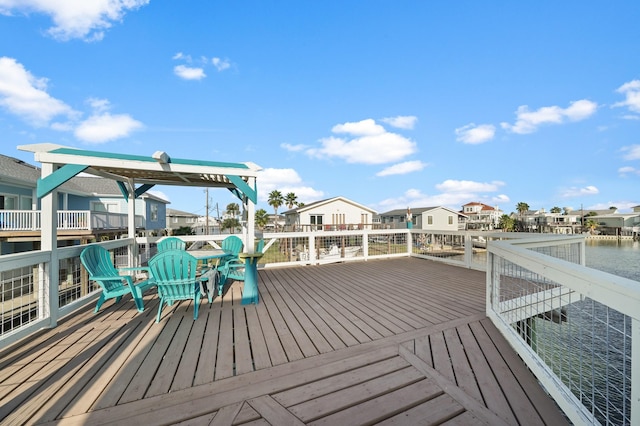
[
  {"x1": 73, "y1": 97, "x2": 142, "y2": 143},
  {"x1": 0, "y1": 56, "x2": 76, "y2": 126},
  {"x1": 435, "y1": 179, "x2": 505, "y2": 193},
  {"x1": 0, "y1": 0, "x2": 150, "y2": 41},
  {"x1": 621, "y1": 144, "x2": 640, "y2": 161},
  {"x1": 560, "y1": 185, "x2": 599, "y2": 198},
  {"x1": 613, "y1": 79, "x2": 640, "y2": 116},
  {"x1": 280, "y1": 143, "x2": 307, "y2": 152},
  {"x1": 332, "y1": 118, "x2": 385, "y2": 136},
  {"x1": 618, "y1": 166, "x2": 640, "y2": 176},
  {"x1": 376, "y1": 160, "x2": 427, "y2": 177},
  {"x1": 381, "y1": 115, "x2": 417, "y2": 130},
  {"x1": 455, "y1": 123, "x2": 496, "y2": 144},
  {"x1": 257, "y1": 168, "x2": 324, "y2": 205},
  {"x1": 501, "y1": 99, "x2": 597, "y2": 134},
  {"x1": 212, "y1": 57, "x2": 231, "y2": 71},
  {"x1": 307, "y1": 119, "x2": 417, "y2": 165},
  {"x1": 376, "y1": 180, "x2": 508, "y2": 212},
  {"x1": 174, "y1": 65, "x2": 206, "y2": 80}
]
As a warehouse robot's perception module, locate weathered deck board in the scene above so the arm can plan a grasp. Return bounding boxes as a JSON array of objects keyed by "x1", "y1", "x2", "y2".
[{"x1": 0, "y1": 257, "x2": 568, "y2": 425}]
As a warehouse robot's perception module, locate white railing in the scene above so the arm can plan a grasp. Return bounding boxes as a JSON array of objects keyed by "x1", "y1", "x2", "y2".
[
  {"x1": 0, "y1": 210, "x2": 144, "y2": 231},
  {"x1": 487, "y1": 235, "x2": 639, "y2": 426},
  {"x1": 1, "y1": 230, "x2": 638, "y2": 424}
]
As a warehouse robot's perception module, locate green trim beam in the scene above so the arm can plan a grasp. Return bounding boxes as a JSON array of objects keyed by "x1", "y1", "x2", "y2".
[{"x1": 37, "y1": 164, "x2": 88, "y2": 198}]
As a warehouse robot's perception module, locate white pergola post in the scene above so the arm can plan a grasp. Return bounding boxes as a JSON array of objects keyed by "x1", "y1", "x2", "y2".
[
  {"x1": 127, "y1": 179, "x2": 138, "y2": 267},
  {"x1": 40, "y1": 163, "x2": 59, "y2": 327}
]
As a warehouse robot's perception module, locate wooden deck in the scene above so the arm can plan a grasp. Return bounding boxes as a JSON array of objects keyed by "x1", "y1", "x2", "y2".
[{"x1": 0, "y1": 258, "x2": 568, "y2": 425}]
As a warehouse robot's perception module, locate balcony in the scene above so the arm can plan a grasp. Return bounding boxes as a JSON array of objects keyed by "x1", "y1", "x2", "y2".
[
  {"x1": 0, "y1": 229, "x2": 638, "y2": 424},
  {"x1": 0, "y1": 210, "x2": 145, "y2": 239}
]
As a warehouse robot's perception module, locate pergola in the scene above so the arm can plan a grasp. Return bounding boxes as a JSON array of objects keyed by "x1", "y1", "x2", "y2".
[{"x1": 17, "y1": 143, "x2": 261, "y2": 316}]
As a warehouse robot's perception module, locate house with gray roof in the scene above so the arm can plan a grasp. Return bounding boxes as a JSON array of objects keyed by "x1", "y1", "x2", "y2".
[
  {"x1": 379, "y1": 206, "x2": 467, "y2": 231},
  {"x1": 0, "y1": 154, "x2": 169, "y2": 254}
]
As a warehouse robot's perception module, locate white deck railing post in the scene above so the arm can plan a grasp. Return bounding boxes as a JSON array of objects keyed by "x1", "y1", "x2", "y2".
[{"x1": 633, "y1": 317, "x2": 639, "y2": 425}]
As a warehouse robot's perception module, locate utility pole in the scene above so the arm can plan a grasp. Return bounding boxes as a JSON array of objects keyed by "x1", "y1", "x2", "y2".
[{"x1": 205, "y1": 188, "x2": 209, "y2": 235}]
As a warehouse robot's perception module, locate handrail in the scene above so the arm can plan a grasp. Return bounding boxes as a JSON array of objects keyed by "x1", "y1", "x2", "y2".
[{"x1": 0, "y1": 210, "x2": 144, "y2": 231}]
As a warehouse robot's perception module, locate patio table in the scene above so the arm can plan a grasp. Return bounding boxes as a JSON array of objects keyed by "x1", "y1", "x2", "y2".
[{"x1": 187, "y1": 249, "x2": 226, "y2": 302}]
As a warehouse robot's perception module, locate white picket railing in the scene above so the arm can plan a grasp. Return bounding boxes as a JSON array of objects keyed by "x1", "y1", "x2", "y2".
[
  {"x1": 0, "y1": 230, "x2": 637, "y2": 424},
  {"x1": 0, "y1": 210, "x2": 144, "y2": 231}
]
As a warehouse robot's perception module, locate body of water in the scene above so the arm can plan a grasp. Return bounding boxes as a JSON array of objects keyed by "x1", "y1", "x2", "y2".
[{"x1": 584, "y1": 239, "x2": 640, "y2": 282}]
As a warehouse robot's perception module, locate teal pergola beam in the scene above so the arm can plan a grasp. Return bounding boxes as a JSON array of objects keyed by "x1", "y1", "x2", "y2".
[
  {"x1": 37, "y1": 164, "x2": 88, "y2": 198},
  {"x1": 225, "y1": 175, "x2": 256, "y2": 203},
  {"x1": 117, "y1": 182, "x2": 156, "y2": 201}
]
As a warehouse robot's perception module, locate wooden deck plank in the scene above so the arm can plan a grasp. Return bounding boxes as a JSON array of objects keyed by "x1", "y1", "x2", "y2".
[
  {"x1": 469, "y1": 320, "x2": 547, "y2": 426},
  {"x1": 273, "y1": 356, "x2": 409, "y2": 407},
  {"x1": 430, "y1": 331, "x2": 456, "y2": 383},
  {"x1": 117, "y1": 315, "x2": 181, "y2": 404},
  {"x1": 244, "y1": 305, "x2": 272, "y2": 370},
  {"x1": 252, "y1": 288, "x2": 290, "y2": 366},
  {"x1": 274, "y1": 268, "x2": 349, "y2": 351},
  {"x1": 247, "y1": 395, "x2": 305, "y2": 426},
  {"x1": 455, "y1": 321, "x2": 516, "y2": 424},
  {"x1": 257, "y1": 270, "x2": 305, "y2": 362},
  {"x1": 478, "y1": 318, "x2": 570, "y2": 425},
  {"x1": 375, "y1": 393, "x2": 466, "y2": 426},
  {"x1": 305, "y1": 379, "x2": 443, "y2": 426},
  {"x1": 215, "y1": 298, "x2": 235, "y2": 380},
  {"x1": 288, "y1": 368, "x2": 429, "y2": 422},
  {"x1": 265, "y1": 270, "x2": 333, "y2": 354},
  {"x1": 443, "y1": 326, "x2": 484, "y2": 402},
  {"x1": 260, "y1": 271, "x2": 320, "y2": 358},
  {"x1": 284, "y1": 267, "x2": 372, "y2": 345},
  {"x1": 233, "y1": 305, "x2": 254, "y2": 376},
  {"x1": 171, "y1": 309, "x2": 208, "y2": 392},
  {"x1": 193, "y1": 306, "x2": 221, "y2": 386}
]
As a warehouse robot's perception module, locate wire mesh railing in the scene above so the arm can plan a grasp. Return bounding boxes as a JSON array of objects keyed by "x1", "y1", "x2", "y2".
[{"x1": 488, "y1": 236, "x2": 639, "y2": 425}]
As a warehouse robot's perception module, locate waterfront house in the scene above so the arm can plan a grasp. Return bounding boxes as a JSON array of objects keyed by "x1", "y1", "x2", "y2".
[
  {"x1": 283, "y1": 196, "x2": 376, "y2": 231},
  {"x1": 166, "y1": 208, "x2": 201, "y2": 234},
  {"x1": 379, "y1": 206, "x2": 467, "y2": 231},
  {"x1": 0, "y1": 154, "x2": 168, "y2": 254},
  {"x1": 461, "y1": 202, "x2": 502, "y2": 230}
]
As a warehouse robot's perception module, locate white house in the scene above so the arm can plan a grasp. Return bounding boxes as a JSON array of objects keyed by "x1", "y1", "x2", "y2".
[
  {"x1": 283, "y1": 197, "x2": 377, "y2": 231},
  {"x1": 379, "y1": 206, "x2": 467, "y2": 231},
  {"x1": 461, "y1": 202, "x2": 502, "y2": 230}
]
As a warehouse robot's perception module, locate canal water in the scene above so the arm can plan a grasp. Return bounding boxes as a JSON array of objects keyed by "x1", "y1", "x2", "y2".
[
  {"x1": 545, "y1": 240, "x2": 638, "y2": 425},
  {"x1": 585, "y1": 239, "x2": 640, "y2": 282}
]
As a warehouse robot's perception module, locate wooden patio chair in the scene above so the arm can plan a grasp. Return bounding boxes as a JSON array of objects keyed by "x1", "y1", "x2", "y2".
[
  {"x1": 148, "y1": 249, "x2": 201, "y2": 323},
  {"x1": 80, "y1": 245, "x2": 155, "y2": 313},
  {"x1": 157, "y1": 236, "x2": 186, "y2": 252}
]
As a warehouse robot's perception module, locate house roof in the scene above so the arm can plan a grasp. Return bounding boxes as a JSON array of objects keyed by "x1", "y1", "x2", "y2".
[
  {"x1": 167, "y1": 208, "x2": 199, "y2": 217},
  {"x1": 380, "y1": 206, "x2": 468, "y2": 218},
  {"x1": 283, "y1": 196, "x2": 377, "y2": 215}
]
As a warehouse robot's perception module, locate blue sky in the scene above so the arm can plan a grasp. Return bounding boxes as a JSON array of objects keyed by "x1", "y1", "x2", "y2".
[{"x1": 1, "y1": 1, "x2": 639, "y2": 217}]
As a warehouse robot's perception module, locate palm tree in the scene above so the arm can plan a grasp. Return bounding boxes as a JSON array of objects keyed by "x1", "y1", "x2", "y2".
[
  {"x1": 498, "y1": 214, "x2": 515, "y2": 231},
  {"x1": 284, "y1": 192, "x2": 298, "y2": 210},
  {"x1": 268, "y1": 190, "x2": 283, "y2": 231},
  {"x1": 226, "y1": 202, "x2": 240, "y2": 218},
  {"x1": 516, "y1": 202, "x2": 530, "y2": 231},
  {"x1": 255, "y1": 208, "x2": 269, "y2": 230}
]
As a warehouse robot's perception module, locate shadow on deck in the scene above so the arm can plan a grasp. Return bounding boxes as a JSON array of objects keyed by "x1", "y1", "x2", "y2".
[{"x1": 0, "y1": 258, "x2": 568, "y2": 425}]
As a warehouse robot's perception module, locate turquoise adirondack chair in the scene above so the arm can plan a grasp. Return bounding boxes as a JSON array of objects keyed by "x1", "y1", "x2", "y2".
[
  {"x1": 80, "y1": 245, "x2": 155, "y2": 313},
  {"x1": 148, "y1": 249, "x2": 201, "y2": 323},
  {"x1": 157, "y1": 237, "x2": 186, "y2": 252}
]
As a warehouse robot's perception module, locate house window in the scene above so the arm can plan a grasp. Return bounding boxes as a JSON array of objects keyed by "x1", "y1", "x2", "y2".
[
  {"x1": 91, "y1": 202, "x2": 118, "y2": 213},
  {"x1": 310, "y1": 214, "x2": 323, "y2": 230},
  {"x1": 20, "y1": 196, "x2": 32, "y2": 210},
  {"x1": 427, "y1": 215, "x2": 433, "y2": 225},
  {"x1": 448, "y1": 216, "x2": 453, "y2": 225},
  {"x1": 0, "y1": 195, "x2": 17, "y2": 210},
  {"x1": 150, "y1": 204, "x2": 158, "y2": 221}
]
